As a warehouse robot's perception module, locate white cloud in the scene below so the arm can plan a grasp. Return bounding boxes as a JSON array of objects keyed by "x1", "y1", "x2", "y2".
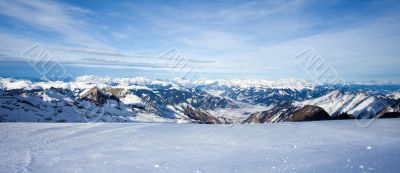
[
  {"x1": 0, "y1": 0, "x2": 111, "y2": 50},
  {"x1": 0, "y1": 0, "x2": 398, "y2": 80}
]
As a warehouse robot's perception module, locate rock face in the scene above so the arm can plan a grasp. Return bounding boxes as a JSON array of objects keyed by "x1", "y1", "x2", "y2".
[
  {"x1": 331, "y1": 113, "x2": 354, "y2": 120},
  {"x1": 377, "y1": 100, "x2": 400, "y2": 118},
  {"x1": 79, "y1": 87, "x2": 108, "y2": 105},
  {"x1": 242, "y1": 111, "x2": 271, "y2": 124},
  {"x1": 379, "y1": 112, "x2": 400, "y2": 118},
  {"x1": 288, "y1": 105, "x2": 331, "y2": 122},
  {"x1": 243, "y1": 104, "x2": 331, "y2": 123},
  {"x1": 242, "y1": 112, "x2": 263, "y2": 124},
  {"x1": 181, "y1": 105, "x2": 221, "y2": 124},
  {"x1": 243, "y1": 102, "x2": 299, "y2": 123}
]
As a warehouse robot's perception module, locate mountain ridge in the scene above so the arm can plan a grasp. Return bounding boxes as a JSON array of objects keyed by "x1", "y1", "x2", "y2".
[{"x1": 1, "y1": 76, "x2": 399, "y2": 123}]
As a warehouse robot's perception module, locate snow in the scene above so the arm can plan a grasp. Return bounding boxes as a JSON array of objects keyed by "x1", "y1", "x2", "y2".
[
  {"x1": 1, "y1": 119, "x2": 399, "y2": 173},
  {"x1": 208, "y1": 103, "x2": 272, "y2": 123},
  {"x1": 388, "y1": 91, "x2": 400, "y2": 99},
  {"x1": 3, "y1": 76, "x2": 400, "y2": 93},
  {"x1": 41, "y1": 92, "x2": 57, "y2": 102},
  {"x1": 120, "y1": 94, "x2": 143, "y2": 105},
  {"x1": 0, "y1": 76, "x2": 165, "y2": 91},
  {"x1": 79, "y1": 88, "x2": 93, "y2": 96},
  {"x1": 298, "y1": 91, "x2": 388, "y2": 117},
  {"x1": 128, "y1": 113, "x2": 179, "y2": 123},
  {"x1": 174, "y1": 78, "x2": 315, "y2": 90},
  {"x1": 33, "y1": 81, "x2": 70, "y2": 90},
  {"x1": 0, "y1": 78, "x2": 33, "y2": 90},
  {"x1": 74, "y1": 75, "x2": 172, "y2": 87}
]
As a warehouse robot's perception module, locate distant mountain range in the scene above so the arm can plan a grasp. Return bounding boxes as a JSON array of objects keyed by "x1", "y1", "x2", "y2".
[{"x1": 1, "y1": 76, "x2": 399, "y2": 123}]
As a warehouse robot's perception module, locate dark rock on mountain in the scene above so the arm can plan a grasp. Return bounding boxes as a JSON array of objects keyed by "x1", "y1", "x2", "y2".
[
  {"x1": 17, "y1": 99, "x2": 35, "y2": 107},
  {"x1": 377, "y1": 100, "x2": 400, "y2": 118},
  {"x1": 379, "y1": 112, "x2": 400, "y2": 118},
  {"x1": 243, "y1": 104, "x2": 331, "y2": 123},
  {"x1": 288, "y1": 105, "x2": 330, "y2": 122},
  {"x1": 243, "y1": 102, "x2": 299, "y2": 123},
  {"x1": 331, "y1": 113, "x2": 354, "y2": 120},
  {"x1": 79, "y1": 87, "x2": 121, "y2": 106},
  {"x1": 242, "y1": 111, "x2": 266, "y2": 124},
  {"x1": 181, "y1": 105, "x2": 221, "y2": 124},
  {"x1": 79, "y1": 87, "x2": 109, "y2": 105},
  {"x1": 390, "y1": 100, "x2": 400, "y2": 112}
]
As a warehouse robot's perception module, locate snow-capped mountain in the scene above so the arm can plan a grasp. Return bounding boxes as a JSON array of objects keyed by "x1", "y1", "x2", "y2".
[
  {"x1": 0, "y1": 76, "x2": 399, "y2": 123},
  {"x1": 297, "y1": 90, "x2": 399, "y2": 118},
  {"x1": 0, "y1": 78, "x2": 239, "y2": 123},
  {"x1": 243, "y1": 90, "x2": 400, "y2": 124},
  {"x1": 173, "y1": 78, "x2": 315, "y2": 90}
]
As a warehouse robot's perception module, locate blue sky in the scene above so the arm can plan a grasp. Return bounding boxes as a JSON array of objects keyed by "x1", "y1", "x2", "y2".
[{"x1": 0, "y1": 0, "x2": 399, "y2": 81}]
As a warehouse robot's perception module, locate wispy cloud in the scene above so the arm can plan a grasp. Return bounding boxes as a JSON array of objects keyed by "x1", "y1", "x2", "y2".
[
  {"x1": 0, "y1": 0, "x2": 399, "y2": 80},
  {"x1": 78, "y1": 57, "x2": 200, "y2": 69},
  {"x1": 0, "y1": 0, "x2": 110, "y2": 49},
  {"x1": 60, "y1": 48, "x2": 131, "y2": 57}
]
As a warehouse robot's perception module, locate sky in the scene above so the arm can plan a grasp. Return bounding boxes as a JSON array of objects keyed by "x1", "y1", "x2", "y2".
[{"x1": 0, "y1": 0, "x2": 399, "y2": 81}]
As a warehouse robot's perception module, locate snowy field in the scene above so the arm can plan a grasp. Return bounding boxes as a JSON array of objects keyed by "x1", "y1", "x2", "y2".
[{"x1": 1, "y1": 120, "x2": 400, "y2": 173}]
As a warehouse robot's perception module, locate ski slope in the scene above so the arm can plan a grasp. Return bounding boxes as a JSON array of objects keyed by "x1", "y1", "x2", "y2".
[{"x1": 1, "y1": 119, "x2": 400, "y2": 173}]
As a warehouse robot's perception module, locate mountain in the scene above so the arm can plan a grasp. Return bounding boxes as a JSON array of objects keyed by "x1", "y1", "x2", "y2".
[
  {"x1": 242, "y1": 102, "x2": 297, "y2": 123},
  {"x1": 243, "y1": 104, "x2": 331, "y2": 123},
  {"x1": 288, "y1": 105, "x2": 331, "y2": 122},
  {"x1": 0, "y1": 76, "x2": 399, "y2": 123},
  {"x1": 243, "y1": 90, "x2": 400, "y2": 124},
  {"x1": 296, "y1": 90, "x2": 399, "y2": 118},
  {"x1": 0, "y1": 77, "x2": 240, "y2": 123}
]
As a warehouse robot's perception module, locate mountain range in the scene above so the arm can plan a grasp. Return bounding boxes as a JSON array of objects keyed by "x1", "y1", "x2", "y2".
[{"x1": 1, "y1": 76, "x2": 399, "y2": 123}]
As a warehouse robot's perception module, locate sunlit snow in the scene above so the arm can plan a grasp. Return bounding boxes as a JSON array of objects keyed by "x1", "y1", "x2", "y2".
[{"x1": 1, "y1": 119, "x2": 399, "y2": 173}]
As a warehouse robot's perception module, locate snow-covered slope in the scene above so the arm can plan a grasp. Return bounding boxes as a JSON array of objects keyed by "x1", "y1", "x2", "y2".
[
  {"x1": 1, "y1": 120, "x2": 400, "y2": 173},
  {"x1": 388, "y1": 91, "x2": 400, "y2": 100},
  {"x1": 297, "y1": 91, "x2": 398, "y2": 118}
]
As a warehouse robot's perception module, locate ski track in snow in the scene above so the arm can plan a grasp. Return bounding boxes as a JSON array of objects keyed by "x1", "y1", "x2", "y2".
[{"x1": 1, "y1": 119, "x2": 400, "y2": 173}]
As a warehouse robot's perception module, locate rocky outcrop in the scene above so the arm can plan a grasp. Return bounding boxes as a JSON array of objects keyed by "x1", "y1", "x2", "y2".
[
  {"x1": 288, "y1": 105, "x2": 330, "y2": 122},
  {"x1": 243, "y1": 102, "x2": 298, "y2": 123},
  {"x1": 379, "y1": 112, "x2": 400, "y2": 118},
  {"x1": 243, "y1": 103, "x2": 331, "y2": 124},
  {"x1": 79, "y1": 87, "x2": 109, "y2": 105},
  {"x1": 377, "y1": 101, "x2": 400, "y2": 118},
  {"x1": 181, "y1": 105, "x2": 221, "y2": 124},
  {"x1": 331, "y1": 113, "x2": 354, "y2": 120},
  {"x1": 242, "y1": 111, "x2": 266, "y2": 124}
]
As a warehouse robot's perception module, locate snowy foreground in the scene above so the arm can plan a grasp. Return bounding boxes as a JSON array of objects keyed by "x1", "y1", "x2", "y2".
[{"x1": 1, "y1": 120, "x2": 400, "y2": 173}]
